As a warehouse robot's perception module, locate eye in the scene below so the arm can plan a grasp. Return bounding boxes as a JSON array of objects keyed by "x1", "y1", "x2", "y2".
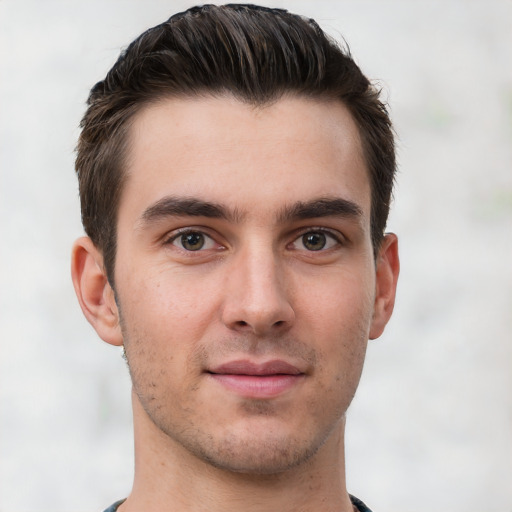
[
  {"x1": 291, "y1": 230, "x2": 341, "y2": 251},
  {"x1": 169, "y1": 230, "x2": 217, "y2": 251}
]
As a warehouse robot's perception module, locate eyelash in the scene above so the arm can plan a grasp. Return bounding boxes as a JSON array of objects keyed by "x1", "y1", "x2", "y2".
[
  {"x1": 165, "y1": 228, "x2": 219, "y2": 251},
  {"x1": 164, "y1": 227, "x2": 344, "y2": 253},
  {"x1": 290, "y1": 228, "x2": 344, "y2": 251}
]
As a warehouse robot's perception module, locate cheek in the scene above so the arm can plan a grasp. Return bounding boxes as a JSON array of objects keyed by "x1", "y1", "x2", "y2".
[
  {"x1": 294, "y1": 267, "x2": 374, "y2": 388},
  {"x1": 117, "y1": 288, "x2": 205, "y2": 408},
  {"x1": 118, "y1": 265, "x2": 223, "y2": 344},
  {"x1": 114, "y1": 271, "x2": 221, "y2": 397},
  {"x1": 296, "y1": 266, "x2": 376, "y2": 338}
]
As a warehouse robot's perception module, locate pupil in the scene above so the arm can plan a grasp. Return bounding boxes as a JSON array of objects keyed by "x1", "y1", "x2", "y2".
[
  {"x1": 303, "y1": 232, "x2": 326, "y2": 251},
  {"x1": 182, "y1": 232, "x2": 204, "y2": 250}
]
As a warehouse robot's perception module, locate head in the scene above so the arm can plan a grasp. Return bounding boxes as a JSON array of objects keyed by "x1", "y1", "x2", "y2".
[
  {"x1": 75, "y1": 4, "x2": 395, "y2": 286},
  {"x1": 72, "y1": 4, "x2": 399, "y2": 478}
]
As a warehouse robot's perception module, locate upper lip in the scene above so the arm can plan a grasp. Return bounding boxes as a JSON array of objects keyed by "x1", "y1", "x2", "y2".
[{"x1": 208, "y1": 360, "x2": 303, "y2": 376}]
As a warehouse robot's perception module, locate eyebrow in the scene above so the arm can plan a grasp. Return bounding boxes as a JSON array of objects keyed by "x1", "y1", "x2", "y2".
[
  {"x1": 137, "y1": 195, "x2": 363, "y2": 228},
  {"x1": 277, "y1": 197, "x2": 363, "y2": 223},
  {"x1": 139, "y1": 196, "x2": 243, "y2": 226}
]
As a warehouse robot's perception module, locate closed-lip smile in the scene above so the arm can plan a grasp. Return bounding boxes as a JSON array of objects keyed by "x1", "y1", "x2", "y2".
[{"x1": 207, "y1": 359, "x2": 305, "y2": 399}]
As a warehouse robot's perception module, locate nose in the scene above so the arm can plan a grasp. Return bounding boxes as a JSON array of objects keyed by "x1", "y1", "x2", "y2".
[{"x1": 220, "y1": 245, "x2": 295, "y2": 336}]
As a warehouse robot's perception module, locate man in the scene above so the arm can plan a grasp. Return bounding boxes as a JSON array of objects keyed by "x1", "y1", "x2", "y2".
[{"x1": 71, "y1": 4, "x2": 399, "y2": 512}]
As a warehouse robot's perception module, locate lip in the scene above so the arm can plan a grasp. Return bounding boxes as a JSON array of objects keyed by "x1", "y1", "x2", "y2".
[{"x1": 207, "y1": 360, "x2": 305, "y2": 399}]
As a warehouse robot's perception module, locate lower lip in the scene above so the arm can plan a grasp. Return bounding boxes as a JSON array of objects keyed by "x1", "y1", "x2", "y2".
[{"x1": 209, "y1": 374, "x2": 304, "y2": 399}]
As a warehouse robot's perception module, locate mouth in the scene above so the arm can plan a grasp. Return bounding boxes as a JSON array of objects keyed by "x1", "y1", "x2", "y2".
[{"x1": 206, "y1": 360, "x2": 305, "y2": 399}]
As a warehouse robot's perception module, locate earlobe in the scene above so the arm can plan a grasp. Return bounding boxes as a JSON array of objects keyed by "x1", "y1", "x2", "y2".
[
  {"x1": 369, "y1": 233, "x2": 400, "y2": 340},
  {"x1": 71, "y1": 237, "x2": 123, "y2": 346}
]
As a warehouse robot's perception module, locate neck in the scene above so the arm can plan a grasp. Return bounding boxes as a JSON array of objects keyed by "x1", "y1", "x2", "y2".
[{"x1": 121, "y1": 391, "x2": 354, "y2": 512}]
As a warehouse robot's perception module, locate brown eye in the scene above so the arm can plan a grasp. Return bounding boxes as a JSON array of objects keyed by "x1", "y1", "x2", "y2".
[
  {"x1": 289, "y1": 230, "x2": 341, "y2": 252},
  {"x1": 181, "y1": 232, "x2": 204, "y2": 250},
  {"x1": 302, "y1": 232, "x2": 327, "y2": 251},
  {"x1": 168, "y1": 229, "x2": 223, "y2": 254}
]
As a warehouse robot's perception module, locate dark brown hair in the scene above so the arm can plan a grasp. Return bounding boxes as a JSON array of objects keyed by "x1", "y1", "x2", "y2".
[{"x1": 76, "y1": 4, "x2": 396, "y2": 283}]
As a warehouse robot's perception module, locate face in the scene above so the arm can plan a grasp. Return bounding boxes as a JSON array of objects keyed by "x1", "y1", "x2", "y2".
[{"x1": 112, "y1": 95, "x2": 385, "y2": 474}]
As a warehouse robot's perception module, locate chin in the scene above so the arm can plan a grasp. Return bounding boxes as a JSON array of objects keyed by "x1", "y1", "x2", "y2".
[{"x1": 177, "y1": 426, "x2": 329, "y2": 475}]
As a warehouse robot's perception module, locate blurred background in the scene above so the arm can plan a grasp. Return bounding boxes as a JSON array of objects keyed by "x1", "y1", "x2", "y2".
[{"x1": 0, "y1": 1, "x2": 511, "y2": 511}]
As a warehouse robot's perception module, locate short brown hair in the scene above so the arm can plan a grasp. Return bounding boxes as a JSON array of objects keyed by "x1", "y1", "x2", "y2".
[{"x1": 76, "y1": 4, "x2": 396, "y2": 284}]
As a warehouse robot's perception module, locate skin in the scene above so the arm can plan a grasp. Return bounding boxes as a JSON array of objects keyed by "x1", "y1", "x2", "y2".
[{"x1": 72, "y1": 95, "x2": 399, "y2": 512}]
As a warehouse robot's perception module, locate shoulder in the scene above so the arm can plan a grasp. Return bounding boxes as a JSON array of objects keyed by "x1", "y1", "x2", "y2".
[
  {"x1": 102, "y1": 499, "x2": 126, "y2": 512},
  {"x1": 350, "y1": 494, "x2": 373, "y2": 512}
]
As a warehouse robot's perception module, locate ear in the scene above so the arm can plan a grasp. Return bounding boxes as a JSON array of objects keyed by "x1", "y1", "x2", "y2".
[
  {"x1": 71, "y1": 236, "x2": 123, "y2": 346},
  {"x1": 369, "y1": 233, "x2": 400, "y2": 340}
]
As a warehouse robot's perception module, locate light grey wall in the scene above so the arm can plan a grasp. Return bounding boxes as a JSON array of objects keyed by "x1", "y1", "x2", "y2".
[{"x1": 1, "y1": 1, "x2": 511, "y2": 511}]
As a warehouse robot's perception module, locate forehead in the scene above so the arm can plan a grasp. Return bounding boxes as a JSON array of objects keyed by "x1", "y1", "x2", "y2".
[{"x1": 120, "y1": 95, "x2": 370, "y2": 224}]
